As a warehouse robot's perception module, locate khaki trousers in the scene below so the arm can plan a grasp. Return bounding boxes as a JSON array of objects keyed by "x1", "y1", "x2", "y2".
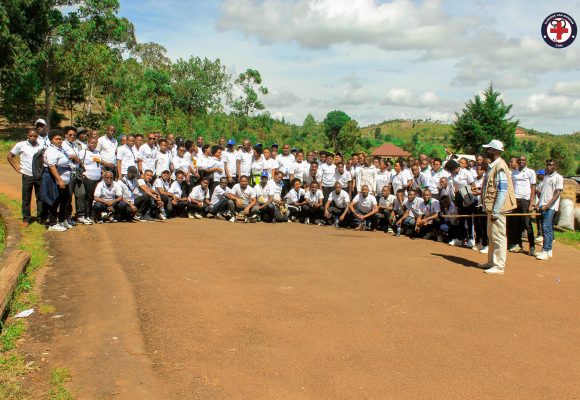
[{"x1": 487, "y1": 213, "x2": 507, "y2": 270}]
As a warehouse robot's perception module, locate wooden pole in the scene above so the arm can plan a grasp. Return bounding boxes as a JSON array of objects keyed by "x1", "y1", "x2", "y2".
[
  {"x1": 0, "y1": 250, "x2": 31, "y2": 316},
  {"x1": 441, "y1": 213, "x2": 540, "y2": 218}
]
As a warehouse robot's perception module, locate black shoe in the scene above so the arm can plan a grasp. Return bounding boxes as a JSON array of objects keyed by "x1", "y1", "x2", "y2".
[{"x1": 529, "y1": 247, "x2": 536, "y2": 257}]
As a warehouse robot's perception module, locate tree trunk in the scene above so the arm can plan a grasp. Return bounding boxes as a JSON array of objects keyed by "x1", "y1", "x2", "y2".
[
  {"x1": 86, "y1": 78, "x2": 94, "y2": 115},
  {"x1": 44, "y1": 53, "x2": 51, "y2": 130}
]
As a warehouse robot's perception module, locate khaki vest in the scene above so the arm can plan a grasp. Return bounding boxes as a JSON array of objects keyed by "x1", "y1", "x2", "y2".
[{"x1": 483, "y1": 158, "x2": 516, "y2": 213}]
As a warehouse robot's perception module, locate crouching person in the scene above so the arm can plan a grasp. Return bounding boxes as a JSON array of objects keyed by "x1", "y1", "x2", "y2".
[
  {"x1": 93, "y1": 171, "x2": 129, "y2": 223},
  {"x1": 324, "y1": 182, "x2": 350, "y2": 228},
  {"x1": 439, "y1": 195, "x2": 460, "y2": 243},
  {"x1": 395, "y1": 188, "x2": 424, "y2": 237},
  {"x1": 154, "y1": 169, "x2": 173, "y2": 219},
  {"x1": 188, "y1": 177, "x2": 211, "y2": 219},
  {"x1": 416, "y1": 189, "x2": 441, "y2": 239},
  {"x1": 255, "y1": 172, "x2": 276, "y2": 222},
  {"x1": 135, "y1": 169, "x2": 164, "y2": 220},
  {"x1": 349, "y1": 184, "x2": 379, "y2": 231},
  {"x1": 285, "y1": 178, "x2": 307, "y2": 222},
  {"x1": 303, "y1": 181, "x2": 324, "y2": 225},
  {"x1": 168, "y1": 170, "x2": 191, "y2": 218},
  {"x1": 208, "y1": 177, "x2": 231, "y2": 219},
  {"x1": 227, "y1": 175, "x2": 259, "y2": 222}
]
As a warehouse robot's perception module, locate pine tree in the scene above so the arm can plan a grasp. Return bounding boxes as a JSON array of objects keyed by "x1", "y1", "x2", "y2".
[{"x1": 451, "y1": 84, "x2": 518, "y2": 154}]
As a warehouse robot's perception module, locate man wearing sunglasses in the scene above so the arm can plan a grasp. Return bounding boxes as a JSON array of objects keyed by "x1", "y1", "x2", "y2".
[{"x1": 139, "y1": 133, "x2": 158, "y2": 176}]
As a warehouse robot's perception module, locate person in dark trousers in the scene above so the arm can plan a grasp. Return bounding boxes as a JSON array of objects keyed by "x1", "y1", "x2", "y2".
[
  {"x1": 7, "y1": 129, "x2": 44, "y2": 227},
  {"x1": 509, "y1": 155, "x2": 536, "y2": 256}
]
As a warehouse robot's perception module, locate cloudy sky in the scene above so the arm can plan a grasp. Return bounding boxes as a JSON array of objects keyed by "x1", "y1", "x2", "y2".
[{"x1": 120, "y1": 0, "x2": 580, "y2": 134}]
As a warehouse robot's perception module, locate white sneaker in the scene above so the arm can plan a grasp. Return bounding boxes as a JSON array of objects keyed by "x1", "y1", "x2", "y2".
[
  {"x1": 80, "y1": 217, "x2": 93, "y2": 225},
  {"x1": 479, "y1": 246, "x2": 489, "y2": 254},
  {"x1": 229, "y1": 216, "x2": 236, "y2": 223},
  {"x1": 536, "y1": 251, "x2": 549, "y2": 260},
  {"x1": 484, "y1": 266, "x2": 504, "y2": 275},
  {"x1": 159, "y1": 213, "x2": 167, "y2": 220},
  {"x1": 188, "y1": 212, "x2": 195, "y2": 219},
  {"x1": 448, "y1": 239, "x2": 462, "y2": 246},
  {"x1": 465, "y1": 239, "x2": 476, "y2": 248},
  {"x1": 548, "y1": 250, "x2": 553, "y2": 258},
  {"x1": 304, "y1": 217, "x2": 310, "y2": 225},
  {"x1": 62, "y1": 220, "x2": 72, "y2": 229},
  {"x1": 535, "y1": 236, "x2": 543, "y2": 244},
  {"x1": 194, "y1": 213, "x2": 202, "y2": 219},
  {"x1": 48, "y1": 223, "x2": 67, "y2": 232}
]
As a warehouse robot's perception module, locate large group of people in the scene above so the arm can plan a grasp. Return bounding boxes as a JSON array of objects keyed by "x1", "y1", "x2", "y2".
[{"x1": 7, "y1": 119, "x2": 564, "y2": 274}]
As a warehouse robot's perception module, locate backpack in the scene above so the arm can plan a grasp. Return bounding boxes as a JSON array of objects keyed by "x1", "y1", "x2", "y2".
[
  {"x1": 458, "y1": 185, "x2": 476, "y2": 207},
  {"x1": 32, "y1": 148, "x2": 47, "y2": 179}
]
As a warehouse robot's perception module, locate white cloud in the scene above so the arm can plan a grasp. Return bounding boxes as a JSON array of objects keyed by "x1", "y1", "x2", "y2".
[
  {"x1": 381, "y1": 88, "x2": 440, "y2": 108},
  {"x1": 517, "y1": 94, "x2": 580, "y2": 118},
  {"x1": 552, "y1": 81, "x2": 580, "y2": 97},
  {"x1": 265, "y1": 89, "x2": 301, "y2": 108}
]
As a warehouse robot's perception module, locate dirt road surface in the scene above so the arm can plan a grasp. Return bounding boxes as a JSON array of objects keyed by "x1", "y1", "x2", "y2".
[{"x1": 1, "y1": 164, "x2": 579, "y2": 399}]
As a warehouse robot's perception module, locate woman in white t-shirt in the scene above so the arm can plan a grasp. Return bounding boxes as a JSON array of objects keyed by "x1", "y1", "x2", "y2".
[
  {"x1": 445, "y1": 159, "x2": 477, "y2": 247},
  {"x1": 284, "y1": 178, "x2": 307, "y2": 222},
  {"x1": 42, "y1": 130, "x2": 74, "y2": 231},
  {"x1": 79, "y1": 137, "x2": 107, "y2": 224},
  {"x1": 250, "y1": 147, "x2": 265, "y2": 187}
]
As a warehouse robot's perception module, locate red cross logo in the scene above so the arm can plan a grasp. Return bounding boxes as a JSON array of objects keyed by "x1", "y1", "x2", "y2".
[{"x1": 550, "y1": 19, "x2": 569, "y2": 41}]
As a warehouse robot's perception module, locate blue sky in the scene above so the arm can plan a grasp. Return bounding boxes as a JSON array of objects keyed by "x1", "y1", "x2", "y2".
[{"x1": 119, "y1": 0, "x2": 580, "y2": 134}]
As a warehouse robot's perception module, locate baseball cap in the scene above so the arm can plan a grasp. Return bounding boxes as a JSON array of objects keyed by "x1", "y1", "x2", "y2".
[
  {"x1": 127, "y1": 166, "x2": 139, "y2": 175},
  {"x1": 227, "y1": 139, "x2": 235, "y2": 146},
  {"x1": 482, "y1": 139, "x2": 504, "y2": 152},
  {"x1": 291, "y1": 148, "x2": 298, "y2": 152},
  {"x1": 261, "y1": 171, "x2": 269, "y2": 178},
  {"x1": 35, "y1": 118, "x2": 46, "y2": 127},
  {"x1": 271, "y1": 143, "x2": 279, "y2": 148},
  {"x1": 537, "y1": 169, "x2": 545, "y2": 175}
]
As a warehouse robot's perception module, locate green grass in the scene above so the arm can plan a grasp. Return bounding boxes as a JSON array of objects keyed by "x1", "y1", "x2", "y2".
[
  {"x1": 555, "y1": 230, "x2": 580, "y2": 250},
  {"x1": 48, "y1": 368, "x2": 74, "y2": 400},
  {"x1": 0, "y1": 193, "x2": 50, "y2": 397},
  {"x1": 0, "y1": 218, "x2": 5, "y2": 255}
]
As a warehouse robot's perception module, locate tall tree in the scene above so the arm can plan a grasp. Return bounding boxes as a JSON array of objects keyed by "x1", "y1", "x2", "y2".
[
  {"x1": 230, "y1": 69, "x2": 268, "y2": 116},
  {"x1": 451, "y1": 84, "x2": 518, "y2": 154},
  {"x1": 323, "y1": 110, "x2": 351, "y2": 152}
]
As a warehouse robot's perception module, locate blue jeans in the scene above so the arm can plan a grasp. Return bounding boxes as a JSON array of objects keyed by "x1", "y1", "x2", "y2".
[{"x1": 541, "y1": 209, "x2": 556, "y2": 251}]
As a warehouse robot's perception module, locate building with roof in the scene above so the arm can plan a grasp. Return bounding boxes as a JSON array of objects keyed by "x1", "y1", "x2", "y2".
[{"x1": 371, "y1": 143, "x2": 411, "y2": 159}]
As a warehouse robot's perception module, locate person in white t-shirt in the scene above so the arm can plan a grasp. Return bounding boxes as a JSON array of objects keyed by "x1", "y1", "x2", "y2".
[
  {"x1": 134, "y1": 168, "x2": 163, "y2": 220},
  {"x1": 223, "y1": 140, "x2": 239, "y2": 186},
  {"x1": 349, "y1": 184, "x2": 379, "y2": 230},
  {"x1": 375, "y1": 159, "x2": 392, "y2": 197},
  {"x1": 96, "y1": 125, "x2": 118, "y2": 178},
  {"x1": 439, "y1": 195, "x2": 460, "y2": 242},
  {"x1": 324, "y1": 182, "x2": 350, "y2": 227},
  {"x1": 116, "y1": 135, "x2": 141, "y2": 179},
  {"x1": 277, "y1": 144, "x2": 296, "y2": 196},
  {"x1": 254, "y1": 172, "x2": 275, "y2": 222},
  {"x1": 77, "y1": 137, "x2": 107, "y2": 224},
  {"x1": 304, "y1": 162, "x2": 320, "y2": 188},
  {"x1": 138, "y1": 133, "x2": 158, "y2": 174},
  {"x1": 318, "y1": 154, "x2": 336, "y2": 203},
  {"x1": 377, "y1": 186, "x2": 396, "y2": 232},
  {"x1": 188, "y1": 177, "x2": 211, "y2": 218},
  {"x1": 292, "y1": 150, "x2": 310, "y2": 184},
  {"x1": 445, "y1": 159, "x2": 477, "y2": 247},
  {"x1": 262, "y1": 147, "x2": 279, "y2": 181},
  {"x1": 395, "y1": 188, "x2": 424, "y2": 237},
  {"x1": 334, "y1": 161, "x2": 352, "y2": 197},
  {"x1": 303, "y1": 181, "x2": 324, "y2": 225},
  {"x1": 227, "y1": 175, "x2": 258, "y2": 222},
  {"x1": 93, "y1": 171, "x2": 126, "y2": 223},
  {"x1": 153, "y1": 169, "x2": 173, "y2": 218},
  {"x1": 250, "y1": 147, "x2": 265, "y2": 186},
  {"x1": 429, "y1": 158, "x2": 449, "y2": 199},
  {"x1": 204, "y1": 146, "x2": 225, "y2": 193},
  {"x1": 536, "y1": 159, "x2": 564, "y2": 260},
  {"x1": 416, "y1": 189, "x2": 441, "y2": 239},
  {"x1": 391, "y1": 161, "x2": 412, "y2": 196},
  {"x1": 7, "y1": 129, "x2": 44, "y2": 226},
  {"x1": 166, "y1": 170, "x2": 191, "y2": 218},
  {"x1": 208, "y1": 177, "x2": 231, "y2": 219},
  {"x1": 356, "y1": 159, "x2": 378, "y2": 196},
  {"x1": 509, "y1": 155, "x2": 537, "y2": 255},
  {"x1": 285, "y1": 178, "x2": 307, "y2": 222},
  {"x1": 236, "y1": 140, "x2": 254, "y2": 180},
  {"x1": 154, "y1": 138, "x2": 173, "y2": 177}
]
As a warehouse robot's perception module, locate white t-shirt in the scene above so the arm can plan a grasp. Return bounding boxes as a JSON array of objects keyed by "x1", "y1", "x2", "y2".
[
  {"x1": 173, "y1": 154, "x2": 191, "y2": 174},
  {"x1": 357, "y1": 167, "x2": 377, "y2": 194},
  {"x1": 391, "y1": 171, "x2": 410, "y2": 194},
  {"x1": 222, "y1": 150, "x2": 238, "y2": 177},
  {"x1": 319, "y1": 163, "x2": 336, "y2": 187},
  {"x1": 263, "y1": 158, "x2": 279, "y2": 179},
  {"x1": 81, "y1": 149, "x2": 103, "y2": 181},
  {"x1": 139, "y1": 144, "x2": 158, "y2": 173},
  {"x1": 254, "y1": 183, "x2": 272, "y2": 204},
  {"x1": 305, "y1": 189, "x2": 324, "y2": 206},
  {"x1": 285, "y1": 188, "x2": 305, "y2": 205},
  {"x1": 155, "y1": 151, "x2": 172, "y2": 176},
  {"x1": 231, "y1": 183, "x2": 255, "y2": 206},
  {"x1": 96, "y1": 135, "x2": 118, "y2": 164},
  {"x1": 404, "y1": 197, "x2": 424, "y2": 218},
  {"x1": 538, "y1": 172, "x2": 564, "y2": 211},
  {"x1": 450, "y1": 168, "x2": 474, "y2": 191},
  {"x1": 329, "y1": 190, "x2": 350, "y2": 208},
  {"x1": 352, "y1": 193, "x2": 377, "y2": 213},
  {"x1": 137, "y1": 178, "x2": 154, "y2": 197},
  {"x1": 10, "y1": 140, "x2": 41, "y2": 176},
  {"x1": 93, "y1": 180, "x2": 122, "y2": 202},
  {"x1": 238, "y1": 150, "x2": 253, "y2": 177},
  {"x1": 210, "y1": 185, "x2": 230, "y2": 206},
  {"x1": 43, "y1": 145, "x2": 71, "y2": 184},
  {"x1": 378, "y1": 194, "x2": 396, "y2": 209},
  {"x1": 169, "y1": 181, "x2": 184, "y2": 198},
  {"x1": 429, "y1": 168, "x2": 449, "y2": 195},
  {"x1": 153, "y1": 177, "x2": 171, "y2": 192},
  {"x1": 334, "y1": 170, "x2": 352, "y2": 189},
  {"x1": 189, "y1": 185, "x2": 210, "y2": 202},
  {"x1": 116, "y1": 145, "x2": 140, "y2": 175},
  {"x1": 266, "y1": 180, "x2": 283, "y2": 201},
  {"x1": 251, "y1": 155, "x2": 265, "y2": 176},
  {"x1": 206, "y1": 157, "x2": 225, "y2": 181},
  {"x1": 512, "y1": 167, "x2": 536, "y2": 200},
  {"x1": 62, "y1": 140, "x2": 82, "y2": 168},
  {"x1": 293, "y1": 161, "x2": 310, "y2": 182},
  {"x1": 375, "y1": 170, "x2": 392, "y2": 194},
  {"x1": 419, "y1": 198, "x2": 441, "y2": 216},
  {"x1": 277, "y1": 154, "x2": 296, "y2": 179}
]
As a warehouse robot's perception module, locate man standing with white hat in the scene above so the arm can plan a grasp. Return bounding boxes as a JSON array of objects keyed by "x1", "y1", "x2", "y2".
[{"x1": 479, "y1": 139, "x2": 517, "y2": 275}]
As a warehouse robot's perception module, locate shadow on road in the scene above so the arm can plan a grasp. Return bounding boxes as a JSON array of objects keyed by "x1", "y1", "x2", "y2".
[{"x1": 431, "y1": 253, "x2": 486, "y2": 269}]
